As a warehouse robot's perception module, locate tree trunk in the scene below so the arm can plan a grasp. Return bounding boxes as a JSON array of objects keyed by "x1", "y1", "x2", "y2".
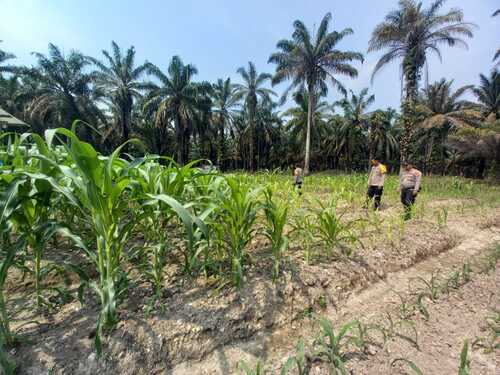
[
  {"x1": 400, "y1": 60, "x2": 419, "y2": 166},
  {"x1": 175, "y1": 115, "x2": 184, "y2": 165},
  {"x1": 304, "y1": 84, "x2": 315, "y2": 175}
]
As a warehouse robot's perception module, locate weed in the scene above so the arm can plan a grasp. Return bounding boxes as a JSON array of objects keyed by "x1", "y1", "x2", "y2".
[{"x1": 391, "y1": 358, "x2": 424, "y2": 375}]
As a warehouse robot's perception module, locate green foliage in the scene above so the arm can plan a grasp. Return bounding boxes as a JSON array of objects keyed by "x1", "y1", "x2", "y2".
[
  {"x1": 237, "y1": 359, "x2": 267, "y2": 375},
  {"x1": 262, "y1": 188, "x2": 289, "y2": 281},
  {"x1": 458, "y1": 340, "x2": 471, "y2": 375}
]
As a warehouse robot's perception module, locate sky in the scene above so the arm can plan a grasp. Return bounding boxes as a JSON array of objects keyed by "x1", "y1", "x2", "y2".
[{"x1": 0, "y1": 0, "x2": 498, "y2": 111}]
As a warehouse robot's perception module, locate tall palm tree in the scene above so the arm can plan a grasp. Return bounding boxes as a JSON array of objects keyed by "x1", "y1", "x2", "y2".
[
  {"x1": 211, "y1": 78, "x2": 240, "y2": 167},
  {"x1": 493, "y1": 9, "x2": 500, "y2": 66},
  {"x1": 369, "y1": 0, "x2": 475, "y2": 164},
  {"x1": 90, "y1": 41, "x2": 152, "y2": 148},
  {"x1": 144, "y1": 56, "x2": 210, "y2": 164},
  {"x1": 416, "y1": 79, "x2": 477, "y2": 172},
  {"x1": 234, "y1": 62, "x2": 275, "y2": 170},
  {"x1": 23, "y1": 44, "x2": 105, "y2": 141},
  {"x1": 0, "y1": 41, "x2": 15, "y2": 77},
  {"x1": 337, "y1": 88, "x2": 375, "y2": 168},
  {"x1": 418, "y1": 79, "x2": 475, "y2": 129},
  {"x1": 472, "y1": 70, "x2": 500, "y2": 122},
  {"x1": 282, "y1": 90, "x2": 330, "y2": 149},
  {"x1": 369, "y1": 109, "x2": 399, "y2": 164},
  {"x1": 269, "y1": 12, "x2": 363, "y2": 174}
]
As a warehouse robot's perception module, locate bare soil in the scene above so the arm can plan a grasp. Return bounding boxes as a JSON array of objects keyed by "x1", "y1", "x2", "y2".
[{"x1": 7, "y1": 207, "x2": 500, "y2": 375}]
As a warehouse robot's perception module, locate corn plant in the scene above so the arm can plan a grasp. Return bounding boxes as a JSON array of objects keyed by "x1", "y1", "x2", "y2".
[
  {"x1": 413, "y1": 272, "x2": 441, "y2": 303},
  {"x1": 312, "y1": 316, "x2": 360, "y2": 374},
  {"x1": 472, "y1": 310, "x2": 500, "y2": 353},
  {"x1": 262, "y1": 188, "x2": 289, "y2": 281},
  {"x1": 281, "y1": 340, "x2": 310, "y2": 375},
  {"x1": 314, "y1": 199, "x2": 361, "y2": 258},
  {"x1": 291, "y1": 213, "x2": 316, "y2": 264},
  {"x1": 382, "y1": 312, "x2": 419, "y2": 349},
  {"x1": 0, "y1": 176, "x2": 27, "y2": 348},
  {"x1": 434, "y1": 206, "x2": 449, "y2": 228},
  {"x1": 24, "y1": 127, "x2": 164, "y2": 353},
  {"x1": 237, "y1": 359, "x2": 267, "y2": 375},
  {"x1": 215, "y1": 178, "x2": 260, "y2": 287},
  {"x1": 458, "y1": 340, "x2": 471, "y2": 375},
  {"x1": 391, "y1": 358, "x2": 424, "y2": 375}
]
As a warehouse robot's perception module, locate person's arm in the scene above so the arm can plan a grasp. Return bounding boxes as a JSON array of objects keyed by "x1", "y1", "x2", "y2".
[{"x1": 413, "y1": 170, "x2": 422, "y2": 194}]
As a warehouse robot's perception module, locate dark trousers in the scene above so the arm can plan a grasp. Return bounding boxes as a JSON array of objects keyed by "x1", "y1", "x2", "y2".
[
  {"x1": 366, "y1": 186, "x2": 383, "y2": 210},
  {"x1": 401, "y1": 188, "x2": 416, "y2": 220},
  {"x1": 294, "y1": 181, "x2": 302, "y2": 195}
]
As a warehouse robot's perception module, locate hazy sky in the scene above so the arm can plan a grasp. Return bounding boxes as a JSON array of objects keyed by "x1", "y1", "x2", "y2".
[{"x1": 1, "y1": 0, "x2": 498, "y2": 111}]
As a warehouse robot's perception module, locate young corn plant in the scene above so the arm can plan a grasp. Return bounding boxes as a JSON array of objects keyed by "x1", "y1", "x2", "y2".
[
  {"x1": 237, "y1": 359, "x2": 267, "y2": 375},
  {"x1": 262, "y1": 188, "x2": 289, "y2": 282},
  {"x1": 0, "y1": 176, "x2": 27, "y2": 350},
  {"x1": 314, "y1": 199, "x2": 361, "y2": 258},
  {"x1": 391, "y1": 358, "x2": 424, "y2": 375},
  {"x1": 280, "y1": 340, "x2": 310, "y2": 375},
  {"x1": 312, "y1": 316, "x2": 360, "y2": 374},
  {"x1": 458, "y1": 340, "x2": 471, "y2": 375},
  {"x1": 27, "y1": 127, "x2": 157, "y2": 353},
  {"x1": 216, "y1": 178, "x2": 260, "y2": 287},
  {"x1": 472, "y1": 310, "x2": 500, "y2": 353},
  {"x1": 291, "y1": 213, "x2": 316, "y2": 264}
]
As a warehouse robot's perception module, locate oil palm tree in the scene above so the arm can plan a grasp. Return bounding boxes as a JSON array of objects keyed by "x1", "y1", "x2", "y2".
[
  {"x1": 369, "y1": 0, "x2": 475, "y2": 164},
  {"x1": 0, "y1": 41, "x2": 15, "y2": 77},
  {"x1": 269, "y1": 12, "x2": 363, "y2": 174},
  {"x1": 90, "y1": 41, "x2": 153, "y2": 149},
  {"x1": 144, "y1": 56, "x2": 210, "y2": 164},
  {"x1": 472, "y1": 70, "x2": 500, "y2": 122},
  {"x1": 369, "y1": 109, "x2": 399, "y2": 164},
  {"x1": 23, "y1": 43, "x2": 105, "y2": 141},
  {"x1": 282, "y1": 90, "x2": 330, "y2": 149},
  {"x1": 416, "y1": 79, "x2": 477, "y2": 172},
  {"x1": 234, "y1": 62, "x2": 275, "y2": 170},
  {"x1": 211, "y1": 78, "x2": 240, "y2": 167},
  {"x1": 337, "y1": 88, "x2": 375, "y2": 168}
]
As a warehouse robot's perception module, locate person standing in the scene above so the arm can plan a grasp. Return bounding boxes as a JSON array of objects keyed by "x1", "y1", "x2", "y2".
[
  {"x1": 366, "y1": 158, "x2": 387, "y2": 210},
  {"x1": 399, "y1": 161, "x2": 422, "y2": 220},
  {"x1": 293, "y1": 165, "x2": 303, "y2": 195}
]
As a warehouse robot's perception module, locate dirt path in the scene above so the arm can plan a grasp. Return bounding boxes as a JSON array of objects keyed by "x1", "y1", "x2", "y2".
[{"x1": 170, "y1": 219, "x2": 500, "y2": 375}]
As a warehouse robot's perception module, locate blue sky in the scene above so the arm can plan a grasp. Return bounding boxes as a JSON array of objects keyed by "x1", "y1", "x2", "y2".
[{"x1": 1, "y1": 0, "x2": 498, "y2": 111}]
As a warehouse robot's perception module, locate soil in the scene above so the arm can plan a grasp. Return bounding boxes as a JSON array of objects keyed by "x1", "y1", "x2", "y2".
[{"x1": 7, "y1": 205, "x2": 500, "y2": 375}]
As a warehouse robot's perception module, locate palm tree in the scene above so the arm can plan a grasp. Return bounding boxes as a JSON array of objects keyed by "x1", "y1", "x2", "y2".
[
  {"x1": 493, "y1": 9, "x2": 500, "y2": 66},
  {"x1": 369, "y1": 109, "x2": 399, "y2": 164},
  {"x1": 211, "y1": 78, "x2": 240, "y2": 167},
  {"x1": 269, "y1": 12, "x2": 363, "y2": 174},
  {"x1": 418, "y1": 79, "x2": 476, "y2": 129},
  {"x1": 234, "y1": 62, "x2": 275, "y2": 170},
  {"x1": 416, "y1": 79, "x2": 477, "y2": 172},
  {"x1": 282, "y1": 90, "x2": 330, "y2": 151},
  {"x1": 472, "y1": 70, "x2": 500, "y2": 122},
  {"x1": 337, "y1": 88, "x2": 375, "y2": 168},
  {"x1": 144, "y1": 56, "x2": 210, "y2": 164},
  {"x1": 90, "y1": 41, "x2": 152, "y2": 149},
  {"x1": 369, "y1": 0, "x2": 475, "y2": 164},
  {"x1": 0, "y1": 41, "x2": 15, "y2": 77},
  {"x1": 23, "y1": 44, "x2": 105, "y2": 141}
]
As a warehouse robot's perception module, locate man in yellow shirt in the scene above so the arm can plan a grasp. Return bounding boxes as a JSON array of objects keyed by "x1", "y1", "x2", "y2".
[{"x1": 366, "y1": 158, "x2": 387, "y2": 210}]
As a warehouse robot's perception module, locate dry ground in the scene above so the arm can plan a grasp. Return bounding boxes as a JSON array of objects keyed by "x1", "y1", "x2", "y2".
[{"x1": 7, "y1": 204, "x2": 500, "y2": 375}]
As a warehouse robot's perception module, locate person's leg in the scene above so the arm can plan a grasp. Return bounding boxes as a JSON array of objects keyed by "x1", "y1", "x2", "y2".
[
  {"x1": 366, "y1": 186, "x2": 375, "y2": 208},
  {"x1": 401, "y1": 189, "x2": 412, "y2": 220},
  {"x1": 374, "y1": 187, "x2": 383, "y2": 210}
]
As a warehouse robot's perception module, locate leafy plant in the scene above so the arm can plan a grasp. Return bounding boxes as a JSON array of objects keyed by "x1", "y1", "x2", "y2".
[
  {"x1": 391, "y1": 358, "x2": 424, "y2": 375},
  {"x1": 262, "y1": 188, "x2": 289, "y2": 281},
  {"x1": 312, "y1": 316, "x2": 360, "y2": 374},
  {"x1": 458, "y1": 340, "x2": 471, "y2": 375},
  {"x1": 281, "y1": 340, "x2": 310, "y2": 375},
  {"x1": 237, "y1": 359, "x2": 267, "y2": 375}
]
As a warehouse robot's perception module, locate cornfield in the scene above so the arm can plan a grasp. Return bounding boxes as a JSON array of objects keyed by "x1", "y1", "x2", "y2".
[{"x1": 1, "y1": 127, "x2": 499, "y2": 367}]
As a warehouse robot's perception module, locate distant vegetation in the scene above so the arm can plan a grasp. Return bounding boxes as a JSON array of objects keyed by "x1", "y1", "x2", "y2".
[{"x1": 0, "y1": 1, "x2": 499, "y2": 178}]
